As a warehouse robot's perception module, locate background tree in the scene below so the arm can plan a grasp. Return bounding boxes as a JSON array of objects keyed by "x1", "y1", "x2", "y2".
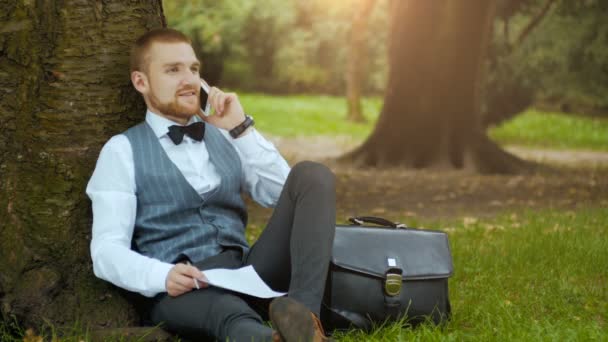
[
  {"x1": 346, "y1": 0, "x2": 377, "y2": 123},
  {"x1": 483, "y1": 0, "x2": 556, "y2": 127},
  {"x1": 527, "y1": 0, "x2": 608, "y2": 114},
  {"x1": 237, "y1": 0, "x2": 296, "y2": 92},
  {"x1": 513, "y1": 0, "x2": 556, "y2": 47},
  {"x1": 343, "y1": 0, "x2": 528, "y2": 173},
  {"x1": 0, "y1": 0, "x2": 164, "y2": 331},
  {"x1": 485, "y1": 0, "x2": 608, "y2": 127}
]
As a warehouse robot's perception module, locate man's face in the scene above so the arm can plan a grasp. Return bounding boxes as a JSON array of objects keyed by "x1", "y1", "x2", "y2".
[{"x1": 135, "y1": 42, "x2": 201, "y2": 123}]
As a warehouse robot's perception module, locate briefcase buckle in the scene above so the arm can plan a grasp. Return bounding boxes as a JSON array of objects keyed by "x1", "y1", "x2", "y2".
[{"x1": 384, "y1": 273, "x2": 402, "y2": 297}]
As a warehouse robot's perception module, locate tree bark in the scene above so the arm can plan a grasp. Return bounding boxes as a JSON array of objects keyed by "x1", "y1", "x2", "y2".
[
  {"x1": 342, "y1": 0, "x2": 530, "y2": 173},
  {"x1": 0, "y1": 0, "x2": 164, "y2": 330},
  {"x1": 346, "y1": 0, "x2": 376, "y2": 123}
]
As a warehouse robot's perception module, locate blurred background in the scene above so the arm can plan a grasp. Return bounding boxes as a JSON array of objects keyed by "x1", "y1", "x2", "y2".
[{"x1": 164, "y1": 0, "x2": 608, "y2": 121}]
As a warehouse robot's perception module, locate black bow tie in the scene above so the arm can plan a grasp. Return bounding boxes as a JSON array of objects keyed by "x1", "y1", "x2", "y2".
[{"x1": 167, "y1": 122, "x2": 205, "y2": 145}]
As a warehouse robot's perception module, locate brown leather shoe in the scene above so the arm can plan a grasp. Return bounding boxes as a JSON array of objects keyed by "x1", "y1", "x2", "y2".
[{"x1": 269, "y1": 297, "x2": 332, "y2": 342}]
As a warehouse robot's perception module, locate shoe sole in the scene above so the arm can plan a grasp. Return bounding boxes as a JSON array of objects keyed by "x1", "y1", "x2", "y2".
[{"x1": 269, "y1": 297, "x2": 315, "y2": 342}]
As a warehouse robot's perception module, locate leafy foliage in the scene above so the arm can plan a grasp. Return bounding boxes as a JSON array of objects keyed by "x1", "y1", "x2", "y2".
[
  {"x1": 164, "y1": 0, "x2": 389, "y2": 94},
  {"x1": 486, "y1": 0, "x2": 608, "y2": 125},
  {"x1": 163, "y1": 0, "x2": 252, "y2": 85}
]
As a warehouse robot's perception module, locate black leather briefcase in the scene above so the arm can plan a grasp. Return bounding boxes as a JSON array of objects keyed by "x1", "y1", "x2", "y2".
[{"x1": 321, "y1": 216, "x2": 454, "y2": 331}]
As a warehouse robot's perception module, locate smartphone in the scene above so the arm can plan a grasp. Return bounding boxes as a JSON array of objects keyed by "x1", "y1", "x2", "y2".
[{"x1": 200, "y1": 80, "x2": 212, "y2": 116}]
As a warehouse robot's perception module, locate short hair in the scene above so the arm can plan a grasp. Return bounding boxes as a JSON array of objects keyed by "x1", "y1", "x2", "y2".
[{"x1": 130, "y1": 28, "x2": 192, "y2": 73}]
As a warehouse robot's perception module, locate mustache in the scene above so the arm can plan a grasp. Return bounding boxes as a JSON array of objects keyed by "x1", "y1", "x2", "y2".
[{"x1": 175, "y1": 86, "x2": 199, "y2": 95}]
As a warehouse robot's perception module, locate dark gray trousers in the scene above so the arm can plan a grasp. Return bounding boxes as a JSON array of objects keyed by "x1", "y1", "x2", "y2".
[{"x1": 149, "y1": 161, "x2": 336, "y2": 341}]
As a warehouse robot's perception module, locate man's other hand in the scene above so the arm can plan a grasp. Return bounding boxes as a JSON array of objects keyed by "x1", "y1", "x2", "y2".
[{"x1": 166, "y1": 263, "x2": 209, "y2": 297}]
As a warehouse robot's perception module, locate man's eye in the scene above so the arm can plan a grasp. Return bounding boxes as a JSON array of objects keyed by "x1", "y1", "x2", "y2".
[{"x1": 167, "y1": 67, "x2": 178, "y2": 73}]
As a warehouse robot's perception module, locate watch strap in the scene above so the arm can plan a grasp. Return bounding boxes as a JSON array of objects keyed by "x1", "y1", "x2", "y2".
[{"x1": 229, "y1": 115, "x2": 254, "y2": 138}]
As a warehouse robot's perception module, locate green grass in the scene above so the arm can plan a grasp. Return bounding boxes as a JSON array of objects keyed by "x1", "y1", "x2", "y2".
[
  {"x1": 240, "y1": 93, "x2": 381, "y2": 139},
  {"x1": 489, "y1": 110, "x2": 608, "y2": 151},
  {"x1": 240, "y1": 93, "x2": 608, "y2": 151}
]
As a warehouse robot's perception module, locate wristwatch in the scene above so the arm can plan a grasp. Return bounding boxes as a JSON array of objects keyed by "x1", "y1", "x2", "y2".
[{"x1": 229, "y1": 115, "x2": 254, "y2": 138}]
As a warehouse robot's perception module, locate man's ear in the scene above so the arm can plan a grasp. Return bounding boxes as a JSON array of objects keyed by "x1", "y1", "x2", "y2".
[{"x1": 131, "y1": 71, "x2": 148, "y2": 94}]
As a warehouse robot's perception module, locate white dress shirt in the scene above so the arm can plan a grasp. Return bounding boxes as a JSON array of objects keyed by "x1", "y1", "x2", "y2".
[{"x1": 86, "y1": 110, "x2": 290, "y2": 297}]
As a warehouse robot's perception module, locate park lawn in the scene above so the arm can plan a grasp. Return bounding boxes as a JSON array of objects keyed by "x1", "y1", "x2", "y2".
[
  {"x1": 239, "y1": 93, "x2": 381, "y2": 139},
  {"x1": 488, "y1": 110, "x2": 608, "y2": 151},
  {"x1": 240, "y1": 94, "x2": 608, "y2": 151}
]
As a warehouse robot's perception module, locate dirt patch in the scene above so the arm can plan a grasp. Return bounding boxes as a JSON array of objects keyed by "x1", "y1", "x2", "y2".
[
  {"x1": 247, "y1": 137, "x2": 608, "y2": 224},
  {"x1": 268, "y1": 135, "x2": 359, "y2": 161},
  {"x1": 269, "y1": 135, "x2": 608, "y2": 169},
  {"x1": 331, "y1": 166, "x2": 607, "y2": 222}
]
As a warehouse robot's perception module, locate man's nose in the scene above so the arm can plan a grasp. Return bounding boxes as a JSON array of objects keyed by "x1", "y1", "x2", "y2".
[{"x1": 180, "y1": 71, "x2": 199, "y2": 87}]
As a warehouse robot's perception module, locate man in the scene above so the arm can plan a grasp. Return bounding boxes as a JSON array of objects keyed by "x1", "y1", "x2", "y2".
[{"x1": 86, "y1": 28, "x2": 335, "y2": 341}]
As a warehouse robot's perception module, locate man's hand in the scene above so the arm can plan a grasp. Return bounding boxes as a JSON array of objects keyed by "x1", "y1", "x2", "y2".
[
  {"x1": 166, "y1": 263, "x2": 209, "y2": 297},
  {"x1": 201, "y1": 86, "x2": 248, "y2": 133}
]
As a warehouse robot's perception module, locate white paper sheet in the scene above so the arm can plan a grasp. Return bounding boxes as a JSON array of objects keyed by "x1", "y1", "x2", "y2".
[{"x1": 202, "y1": 265, "x2": 286, "y2": 298}]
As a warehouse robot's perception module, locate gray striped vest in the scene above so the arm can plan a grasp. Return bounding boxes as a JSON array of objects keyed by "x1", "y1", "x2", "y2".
[{"x1": 123, "y1": 121, "x2": 249, "y2": 264}]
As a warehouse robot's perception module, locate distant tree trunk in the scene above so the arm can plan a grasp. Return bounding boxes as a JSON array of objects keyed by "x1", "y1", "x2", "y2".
[
  {"x1": 343, "y1": 0, "x2": 529, "y2": 173},
  {"x1": 0, "y1": 0, "x2": 164, "y2": 330},
  {"x1": 346, "y1": 0, "x2": 376, "y2": 123}
]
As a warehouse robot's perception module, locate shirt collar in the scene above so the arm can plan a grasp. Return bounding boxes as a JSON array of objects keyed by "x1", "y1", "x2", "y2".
[{"x1": 145, "y1": 110, "x2": 201, "y2": 139}]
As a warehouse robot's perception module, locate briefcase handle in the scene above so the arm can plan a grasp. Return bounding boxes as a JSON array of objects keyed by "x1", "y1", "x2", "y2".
[{"x1": 348, "y1": 216, "x2": 408, "y2": 229}]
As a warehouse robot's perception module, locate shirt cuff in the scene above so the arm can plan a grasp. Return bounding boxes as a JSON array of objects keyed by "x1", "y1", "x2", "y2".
[
  {"x1": 146, "y1": 261, "x2": 174, "y2": 297},
  {"x1": 230, "y1": 128, "x2": 275, "y2": 157}
]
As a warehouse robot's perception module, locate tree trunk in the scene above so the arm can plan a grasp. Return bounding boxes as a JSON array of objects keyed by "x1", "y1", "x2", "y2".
[
  {"x1": 342, "y1": 0, "x2": 530, "y2": 173},
  {"x1": 0, "y1": 0, "x2": 164, "y2": 331},
  {"x1": 346, "y1": 0, "x2": 376, "y2": 123}
]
